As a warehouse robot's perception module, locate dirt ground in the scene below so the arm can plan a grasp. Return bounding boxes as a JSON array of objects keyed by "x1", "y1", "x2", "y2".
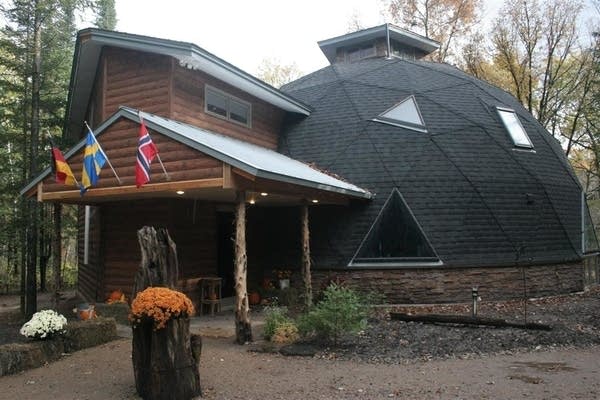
[
  {"x1": 0, "y1": 337, "x2": 598, "y2": 400},
  {"x1": 1, "y1": 289, "x2": 600, "y2": 399}
]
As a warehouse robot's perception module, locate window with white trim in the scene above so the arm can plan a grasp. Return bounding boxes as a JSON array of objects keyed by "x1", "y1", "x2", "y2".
[
  {"x1": 372, "y1": 96, "x2": 427, "y2": 133},
  {"x1": 497, "y1": 107, "x2": 533, "y2": 149},
  {"x1": 205, "y1": 85, "x2": 251, "y2": 127}
]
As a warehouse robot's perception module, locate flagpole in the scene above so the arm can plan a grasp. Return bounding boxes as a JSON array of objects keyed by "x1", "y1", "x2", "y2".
[
  {"x1": 84, "y1": 121, "x2": 122, "y2": 185},
  {"x1": 46, "y1": 131, "x2": 82, "y2": 188},
  {"x1": 138, "y1": 111, "x2": 170, "y2": 181}
]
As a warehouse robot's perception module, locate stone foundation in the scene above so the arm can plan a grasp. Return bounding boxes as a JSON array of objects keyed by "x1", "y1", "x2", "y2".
[{"x1": 312, "y1": 261, "x2": 587, "y2": 304}]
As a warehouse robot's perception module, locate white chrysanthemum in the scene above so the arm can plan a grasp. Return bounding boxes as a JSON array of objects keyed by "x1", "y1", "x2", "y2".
[{"x1": 20, "y1": 309, "x2": 67, "y2": 339}]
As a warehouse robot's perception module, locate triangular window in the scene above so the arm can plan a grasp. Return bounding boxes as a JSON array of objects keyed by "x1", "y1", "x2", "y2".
[
  {"x1": 350, "y1": 188, "x2": 439, "y2": 266},
  {"x1": 372, "y1": 96, "x2": 427, "y2": 133}
]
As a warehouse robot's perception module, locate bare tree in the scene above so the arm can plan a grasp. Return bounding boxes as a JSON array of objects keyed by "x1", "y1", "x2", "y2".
[
  {"x1": 381, "y1": 0, "x2": 481, "y2": 63},
  {"x1": 256, "y1": 58, "x2": 303, "y2": 88}
]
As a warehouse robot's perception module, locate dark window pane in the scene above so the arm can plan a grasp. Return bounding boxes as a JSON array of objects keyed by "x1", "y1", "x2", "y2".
[
  {"x1": 355, "y1": 189, "x2": 437, "y2": 260},
  {"x1": 206, "y1": 89, "x2": 227, "y2": 117},
  {"x1": 230, "y1": 99, "x2": 249, "y2": 125}
]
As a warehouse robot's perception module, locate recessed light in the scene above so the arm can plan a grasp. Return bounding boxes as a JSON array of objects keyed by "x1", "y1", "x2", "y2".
[
  {"x1": 176, "y1": 190, "x2": 185, "y2": 195},
  {"x1": 312, "y1": 199, "x2": 319, "y2": 203},
  {"x1": 260, "y1": 192, "x2": 268, "y2": 196},
  {"x1": 249, "y1": 199, "x2": 256, "y2": 205}
]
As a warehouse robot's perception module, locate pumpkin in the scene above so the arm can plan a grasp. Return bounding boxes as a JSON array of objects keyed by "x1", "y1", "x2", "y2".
[{"x1": 248, "y1": 292, "x2": 261, "y2": 305}]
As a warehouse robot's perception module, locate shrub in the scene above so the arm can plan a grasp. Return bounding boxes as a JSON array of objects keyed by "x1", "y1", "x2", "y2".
[
  {"x1": 298, "y1": 283, "x2": 367, "y2": 345},
  {"x1": 271, "y1": 321, "x2": 300, "y2": 344},
  {"x1": 262, "y1": 305, "x2": 291, "y2": 340}
]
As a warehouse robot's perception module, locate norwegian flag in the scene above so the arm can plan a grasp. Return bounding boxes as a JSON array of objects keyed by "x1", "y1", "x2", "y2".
[{"x1": 135, "y1": 117, "x2": 159, "y2": 188}]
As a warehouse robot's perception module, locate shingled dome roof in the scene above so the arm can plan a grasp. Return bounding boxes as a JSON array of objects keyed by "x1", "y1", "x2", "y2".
[{"x1": 280, "y1": 57, "x2": 596, "y2": 268}]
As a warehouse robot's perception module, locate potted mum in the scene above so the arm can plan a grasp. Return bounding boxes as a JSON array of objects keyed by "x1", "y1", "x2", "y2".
[
  {"x1": 20, "y1": 309, "x2": 67, "y2": 340},
  {"x1": 130, "y1": 286, "x2": 200, "y2": 400}
]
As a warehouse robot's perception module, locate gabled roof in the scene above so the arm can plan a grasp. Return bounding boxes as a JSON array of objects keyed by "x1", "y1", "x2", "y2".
[
  {"x1": 65, "y1": 28, "x2": 311, "y2": 140},
  {"x1": 22, "y1": 107, "x2": 371, "y2": 200}
]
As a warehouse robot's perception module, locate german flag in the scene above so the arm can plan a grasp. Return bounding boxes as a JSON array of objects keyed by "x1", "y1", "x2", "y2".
[{"x1": 50, "y1": 138, "x2": 78, "y2": 186}]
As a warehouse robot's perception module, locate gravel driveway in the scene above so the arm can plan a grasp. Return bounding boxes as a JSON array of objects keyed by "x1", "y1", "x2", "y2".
[{"x1": 1, "y1": 288, "x2": 599, "y2": 399}]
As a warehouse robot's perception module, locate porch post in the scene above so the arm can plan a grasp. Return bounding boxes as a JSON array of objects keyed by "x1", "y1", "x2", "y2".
[
  {"x1": 301, "y1": 204, "x2": 313, "y2": 308},
  {"x1": 234, "y1": 191, "x2": 252, "y2": 344}
]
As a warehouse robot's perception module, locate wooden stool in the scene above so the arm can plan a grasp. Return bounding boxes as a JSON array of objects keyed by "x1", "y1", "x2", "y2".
[{"x1": 199, "y1": 277, "x2": 222, "y2": 316}]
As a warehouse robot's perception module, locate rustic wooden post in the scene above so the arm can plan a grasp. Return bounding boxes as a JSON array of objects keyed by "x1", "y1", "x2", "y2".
[
  {"x1": 234, "y1": 192, "x2": 252, "y2": 344},
  {"x1": 131, "y1": 226, "x2": 201, "y2": 400},
  {"x1": 301, "y1": 204, "x2": 313, "y2": 308}
]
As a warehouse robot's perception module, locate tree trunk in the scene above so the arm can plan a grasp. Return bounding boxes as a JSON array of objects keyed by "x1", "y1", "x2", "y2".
[
  {"x1": 25, "y1": 0, "x2": 43, "y2": 318},
  {"x1": 234, "y1": 193, "x2": 252, "y2": 344},
  {"x1": 132, "y1": 318, "x2": 202, "y2": 400},
  {"x1": 389, "y1": 312, "x2": 552, "y2": 331},
  {"x1": 301, "y1": 204, "x2": 312, "y2": 309},
  {"x1": 132, "y1": 226, "x2": 179, "y2": 298},
  {"x1": 53, "y1": 203, "x2": 62, "y2": 309},
  {"x1": 131, "y1": 226, "x2": 200, "y2": 399}
]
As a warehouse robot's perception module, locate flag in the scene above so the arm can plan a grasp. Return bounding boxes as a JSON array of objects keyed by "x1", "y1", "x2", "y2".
[
  {"x1": 49, "y1": 139, "x2": 77, "y2": 186},
  {"x1": 80, "y1": 128, "x2": 107, "y2": 194},
  {"x1": 135, "y1": 118, "x2": 158, "y2": 188}
]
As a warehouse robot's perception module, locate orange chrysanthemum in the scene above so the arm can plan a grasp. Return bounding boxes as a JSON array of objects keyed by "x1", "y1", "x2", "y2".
[{"x1": 129, "y1": 287, "x2": 195, "y2": 330}]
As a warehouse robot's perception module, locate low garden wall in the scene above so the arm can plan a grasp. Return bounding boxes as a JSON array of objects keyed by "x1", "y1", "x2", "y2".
[
  {"x1": 0, "y1": 317, "x2": 118, "y2": 377},
  {"x1": 312, "y1": 261, "x2": 587, "y2": 304}
]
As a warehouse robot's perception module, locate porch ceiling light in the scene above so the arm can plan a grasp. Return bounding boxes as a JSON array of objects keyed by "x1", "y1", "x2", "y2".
[
  {"x1": 260, "y1": 192, "x2": 268, "y2": 196},
  {"x1": 312, "y1": 199, "x2": 319, "y2": 203},
  {"x1": 176, "y1": 190, "x2": 185, "y2": 195},
  {"x1": 249, "y1": 199, "x2": 256, "y2": 205}
]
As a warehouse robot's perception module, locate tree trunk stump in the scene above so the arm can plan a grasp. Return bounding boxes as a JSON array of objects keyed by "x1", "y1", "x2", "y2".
[
  {"x1": 131, "y1": 226, "x2": 201, "y2": 399},
  {"x1": 132, "y1": 318, "x2": 201, "y2": 400}
]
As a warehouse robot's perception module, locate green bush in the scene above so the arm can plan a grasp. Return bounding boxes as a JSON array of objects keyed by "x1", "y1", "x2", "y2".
[
  {"x1": 262, "y1": 305, "x2": 291, "y2": 340},
  {"x1": 298, "y1": 283, "x2": 367, "y2": 345}
]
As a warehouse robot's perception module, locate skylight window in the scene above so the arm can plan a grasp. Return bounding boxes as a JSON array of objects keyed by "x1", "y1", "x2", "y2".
[
  {"x1": 372, "y1": 96, "x2": 427, "y2": 133},
  {"x1": 497, "y1": 107, "x2": 533, "y2": 149}
]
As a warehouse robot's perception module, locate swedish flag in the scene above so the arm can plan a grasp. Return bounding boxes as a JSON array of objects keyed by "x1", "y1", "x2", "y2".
[{"x1": 80, "y1": 129, "x2": 107, "y2": 194}]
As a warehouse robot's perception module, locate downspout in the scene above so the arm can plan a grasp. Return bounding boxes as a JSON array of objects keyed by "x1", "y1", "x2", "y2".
[{"x1": 386, "y1": 24, "x2": 391, "y2": 59}]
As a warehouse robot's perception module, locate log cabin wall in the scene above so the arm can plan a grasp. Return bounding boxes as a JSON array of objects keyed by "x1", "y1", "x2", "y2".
[
  {"x1": 171, "y1": 64, "x2": 284, "y2": 149},
  {"x1": 100, "y1": 199, "x2": 218, "y2": 301},
  {"x1": 40, "y1": 118, "x2": 224, "y2": 191},
  {"x1": 77, "y1": 205, "x2": 103, "y2": 301},
  {"x1": 102, "y1": 47, "x2": 172, "y2": 121}
]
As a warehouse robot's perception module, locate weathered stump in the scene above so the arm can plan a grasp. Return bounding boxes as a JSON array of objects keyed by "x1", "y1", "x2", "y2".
[
  {"x1": 131, "y1": 226, "x2": 201, "y2": 399},
  {"x1": 132, "y1": 318, "x2": 201, "y2": 400}
]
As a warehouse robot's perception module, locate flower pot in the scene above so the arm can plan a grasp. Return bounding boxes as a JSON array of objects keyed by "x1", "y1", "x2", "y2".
[
  {"x1": 278, "y1": 279, "x2": 290, "y2": 290},
  {"x1": 248, "y1": 292, "x2": 261, "y2": 305}
]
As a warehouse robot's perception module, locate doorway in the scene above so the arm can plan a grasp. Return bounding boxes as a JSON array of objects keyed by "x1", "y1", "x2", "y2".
[{"x1": 216, "y1": 211, "x2": 235, "y2": 297}]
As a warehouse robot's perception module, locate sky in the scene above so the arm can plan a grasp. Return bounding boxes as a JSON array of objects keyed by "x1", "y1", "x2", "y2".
[{"x1": 112, "y1": 0, "x2": 593, "y2": 78}]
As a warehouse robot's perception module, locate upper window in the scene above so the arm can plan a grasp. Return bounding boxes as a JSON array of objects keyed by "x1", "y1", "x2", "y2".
[
  {"x1": 372, "y1": 96, "x2": 427, "y2": 133},
  {"x1": 205, "y1": 85, "x2": 251, "y2": 128},
  {"x1": 497, "y1": 107, "x2": 533, "y2": 149}
]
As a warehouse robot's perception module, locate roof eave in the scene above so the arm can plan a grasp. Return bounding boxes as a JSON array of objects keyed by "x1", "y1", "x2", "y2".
[{"x1": 65, "y1": 28, "x2": 311, "y2": 139}]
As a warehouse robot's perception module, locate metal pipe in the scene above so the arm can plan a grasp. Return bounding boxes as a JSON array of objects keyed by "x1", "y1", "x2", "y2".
[{"x1": 471, "y1": 287, "x2": 479, "y2": 317}]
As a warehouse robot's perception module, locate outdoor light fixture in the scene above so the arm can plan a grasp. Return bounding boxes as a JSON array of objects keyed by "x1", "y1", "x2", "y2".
[
  {"x1": 260, "y1": 192, "x2": 268, "y2": 196},
  {"x1": 176, "y1": 190, "x2": 185, "y2": 195},
  {"x1": 249, "y1": 199, "x2": 256, "y2": 205},
  {"x1": 312, "y1": 199, "x2": 319, "y2": 203}
]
